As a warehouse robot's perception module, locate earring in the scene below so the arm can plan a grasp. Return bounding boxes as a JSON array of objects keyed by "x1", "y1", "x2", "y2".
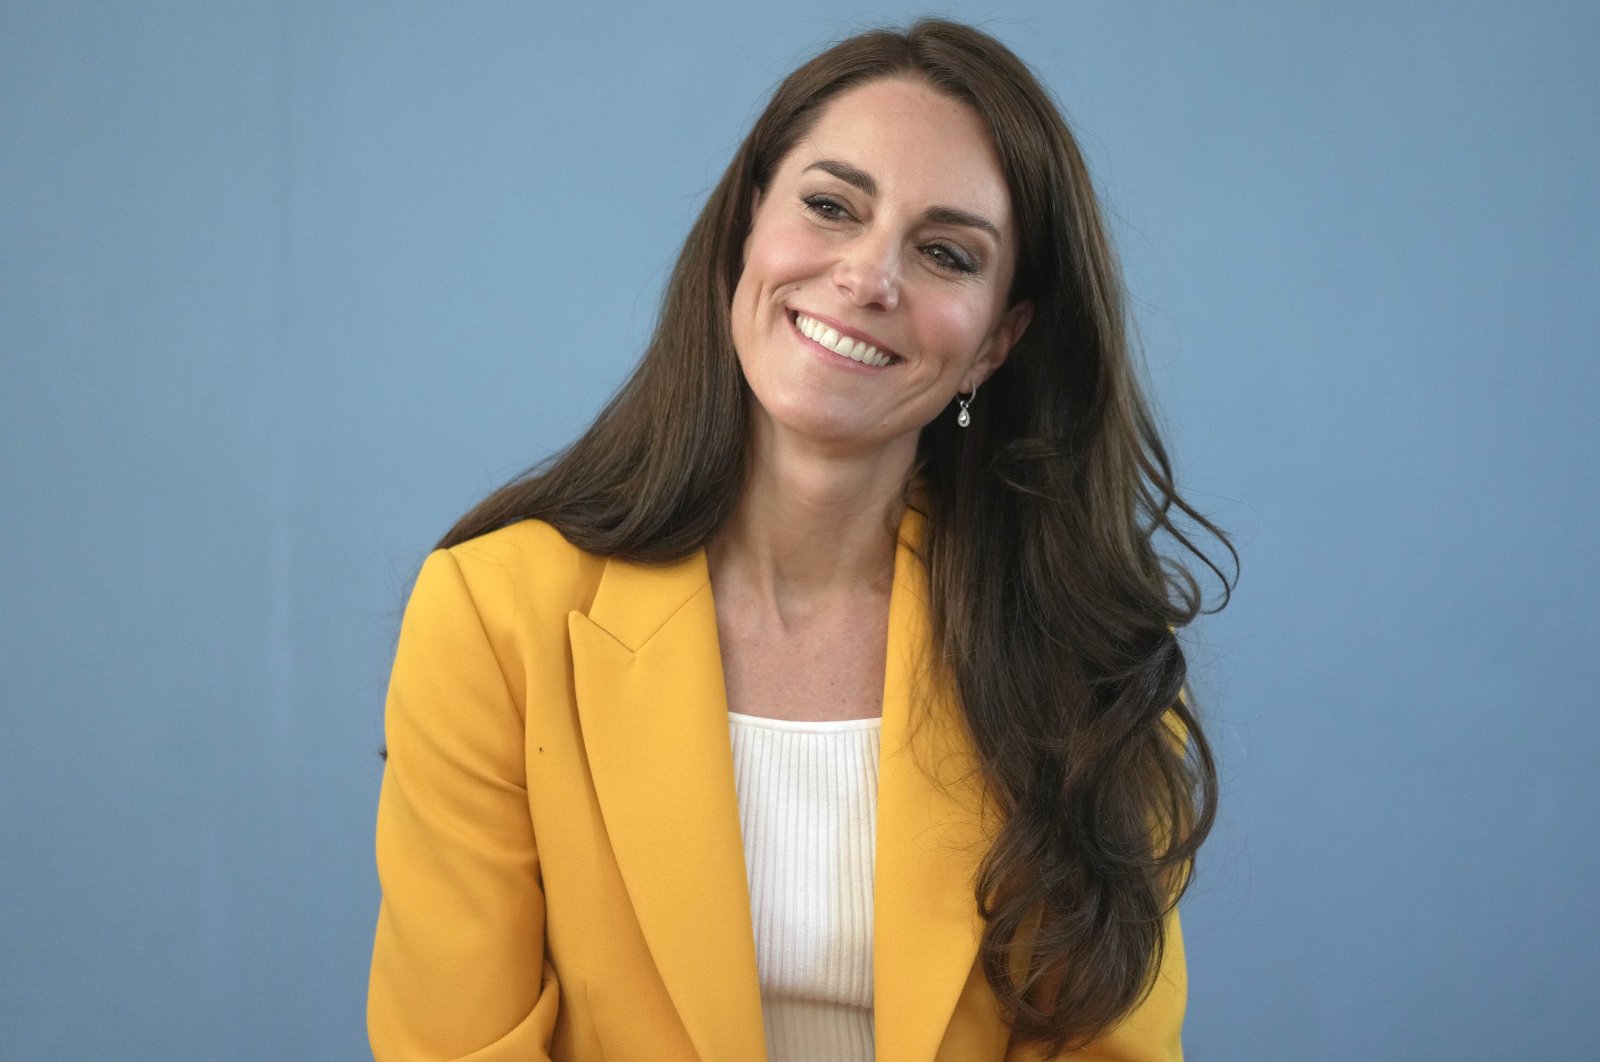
[{"x1": 956, "y1": 386, "x2": 977, "y2": 428}]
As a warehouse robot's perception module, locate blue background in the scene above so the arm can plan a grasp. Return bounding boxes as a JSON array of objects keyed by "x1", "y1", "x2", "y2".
[{"x1": 3, "y1": 2, "x2": 1596, "y2": 1058}]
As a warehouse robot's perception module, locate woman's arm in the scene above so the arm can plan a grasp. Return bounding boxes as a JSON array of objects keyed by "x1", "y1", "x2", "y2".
[{"x1": 368, "y1": 549, "x2": 559, "y2": 1061}]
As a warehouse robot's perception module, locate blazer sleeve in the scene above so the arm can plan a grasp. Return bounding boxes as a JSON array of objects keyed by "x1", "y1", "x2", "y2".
[
  {"x1": 368, "y1": 549, "x2": 560, "y2": 1061},
  {"x1": 1005, "y1": 906, "x2": 1187, "y2": 1062}
]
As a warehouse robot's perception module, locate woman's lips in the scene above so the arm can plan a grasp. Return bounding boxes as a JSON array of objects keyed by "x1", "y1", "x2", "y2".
[{"x1": 790, "y1": 310, "x2": 898, "y2": 368}]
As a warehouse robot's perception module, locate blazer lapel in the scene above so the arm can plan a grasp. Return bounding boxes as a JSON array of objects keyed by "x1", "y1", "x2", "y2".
[
  {"x1": 569, "y1": 551, "x2": 767, "y2": 1062},
  {"x1": 568, "y1": 510, "x2": 994, "y2": 1062},
  {"x1": 875, "y1": 509, "x2": 995, "y2": 1062}
]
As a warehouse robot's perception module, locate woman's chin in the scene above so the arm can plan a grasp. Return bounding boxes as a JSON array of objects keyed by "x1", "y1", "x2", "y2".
[{"x1": 753, "y1": 411, "x2": 920, "y2": 465}]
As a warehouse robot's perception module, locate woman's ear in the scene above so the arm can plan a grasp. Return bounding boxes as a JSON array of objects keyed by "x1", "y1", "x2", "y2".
[
  {"x1": 998, "y1": 298, "x2": 1033, "y2": 357},
  {"x1": 963, "y1": 299, "x2": 1033, "y2": 392}
]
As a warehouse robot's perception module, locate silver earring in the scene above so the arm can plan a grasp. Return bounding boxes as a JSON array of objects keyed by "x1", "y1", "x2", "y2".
[{"x1": 956, "y1": 386, "x2": 977, "y2": 428}]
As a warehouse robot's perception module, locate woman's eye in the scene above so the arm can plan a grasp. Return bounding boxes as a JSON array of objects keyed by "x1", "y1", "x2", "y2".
[
  {"x1": 802, "y1": 194, "x2": 850, "y2": 221},
  {"x1": 925, "y1": 242, "x2": 978, "y2": 275}
]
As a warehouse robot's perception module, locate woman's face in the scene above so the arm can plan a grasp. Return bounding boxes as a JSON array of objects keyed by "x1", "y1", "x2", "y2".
[{"x1": 729, "y1": 76, "x2": 1032, "y2": 462}]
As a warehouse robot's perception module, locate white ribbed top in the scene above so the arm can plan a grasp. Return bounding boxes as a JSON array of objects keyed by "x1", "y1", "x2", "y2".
[{"x1": 728, "y1": 712, "x2": 881, "y2": 1062}]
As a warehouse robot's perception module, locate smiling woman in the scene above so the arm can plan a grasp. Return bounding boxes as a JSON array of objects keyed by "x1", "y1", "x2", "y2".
[
  {"x1": 369, "y1": 18, "x2": 1233, "y2": 1062},
  {"x1": 731, "y1": 78, "x2": 1031, "y2": 460}
]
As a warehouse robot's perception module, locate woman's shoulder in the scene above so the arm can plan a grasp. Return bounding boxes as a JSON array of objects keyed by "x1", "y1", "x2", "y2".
[
  {"x1": 418, "y1": 518, "x2": 609, "y2": 633},
  {"x1": 446, "y1": 516, "x2": 599, "y2": 568}
]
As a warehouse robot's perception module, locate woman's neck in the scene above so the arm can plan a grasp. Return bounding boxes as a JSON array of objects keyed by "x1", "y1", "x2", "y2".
[{"x1": 709, "y1": 427, "x2": 912, "y2": 614}]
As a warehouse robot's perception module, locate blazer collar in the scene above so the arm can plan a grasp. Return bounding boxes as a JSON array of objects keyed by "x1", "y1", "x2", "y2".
[{"x1": 570, "y1": 508, "x2": 991, "y2": 1062}]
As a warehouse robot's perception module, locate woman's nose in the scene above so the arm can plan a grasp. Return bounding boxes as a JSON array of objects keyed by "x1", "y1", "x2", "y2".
[{"x1": 832, "y1": 231, "x2": 900, "y2": 311}]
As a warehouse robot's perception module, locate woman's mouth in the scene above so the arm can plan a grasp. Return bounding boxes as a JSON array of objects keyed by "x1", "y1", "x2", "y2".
[{"x1": 791, "y1": 311, "x2": 897, "y2": 368}]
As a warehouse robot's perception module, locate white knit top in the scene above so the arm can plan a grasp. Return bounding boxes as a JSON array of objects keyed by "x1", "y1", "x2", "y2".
[{"x1": 728, "y1": 711, "x2": 881, "y2": 1062}]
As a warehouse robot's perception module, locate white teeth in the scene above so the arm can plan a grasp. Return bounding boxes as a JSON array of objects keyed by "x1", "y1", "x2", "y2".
[{"x1": 794, "y1": 313, "x2": 891, "y2": 367}]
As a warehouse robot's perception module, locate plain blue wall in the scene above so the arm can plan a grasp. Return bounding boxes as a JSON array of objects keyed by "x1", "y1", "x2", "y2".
[{"x1": 3, "y1": 1, "x2": 1596, "y2": 1058}]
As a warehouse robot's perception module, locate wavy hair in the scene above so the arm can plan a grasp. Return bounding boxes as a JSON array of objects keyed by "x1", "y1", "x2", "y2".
[{"x1": 441, "y1": 19, "x2": 1233, "y2": 1052}]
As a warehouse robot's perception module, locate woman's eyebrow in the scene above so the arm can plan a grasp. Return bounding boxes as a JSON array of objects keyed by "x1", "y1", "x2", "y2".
[
  {"x1": 802, "y1": 158, "x2": 1002, "y2": 242},
  {"x1": 924, "y1": 205, "x2": 1000, "y2": 243},
  {"x1": 804, "y1": 158, "x2": 877, "y2": 195}
]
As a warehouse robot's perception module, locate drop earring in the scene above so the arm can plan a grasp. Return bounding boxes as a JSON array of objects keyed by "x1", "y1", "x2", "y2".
[{"x1": 956, "y1": 386, "x2": 977, "y2": 428}]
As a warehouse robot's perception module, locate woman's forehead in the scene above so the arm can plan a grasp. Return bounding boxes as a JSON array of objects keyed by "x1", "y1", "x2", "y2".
[{"x1": 779, "y1": 78, "x2": 1012, "y2": 227}]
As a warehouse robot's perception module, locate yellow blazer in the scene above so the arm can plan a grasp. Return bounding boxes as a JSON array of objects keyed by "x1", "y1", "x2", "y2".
[{"x1": 369, "y1": 510, "x2": 1186, "y2": 1061}]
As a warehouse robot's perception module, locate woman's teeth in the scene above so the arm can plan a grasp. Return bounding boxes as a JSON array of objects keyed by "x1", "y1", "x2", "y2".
[{"x1": 794, "y1": 313, "x2": 892, "y2": 367}]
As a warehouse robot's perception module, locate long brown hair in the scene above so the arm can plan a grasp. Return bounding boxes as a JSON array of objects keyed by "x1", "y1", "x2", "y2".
[{"x1": 442, "y1": 19, "x2": 1233, "y2": 1052}]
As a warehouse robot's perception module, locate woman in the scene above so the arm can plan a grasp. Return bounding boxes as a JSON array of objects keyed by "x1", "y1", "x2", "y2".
[{"x1": 369, "y1": 18, "x2": 1232, "y2": 1062}]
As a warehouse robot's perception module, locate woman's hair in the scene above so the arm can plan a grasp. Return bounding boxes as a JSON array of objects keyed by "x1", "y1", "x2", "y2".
[{"x1": 442, "y1": 18, "x2": 1233, "y2": 1052}]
